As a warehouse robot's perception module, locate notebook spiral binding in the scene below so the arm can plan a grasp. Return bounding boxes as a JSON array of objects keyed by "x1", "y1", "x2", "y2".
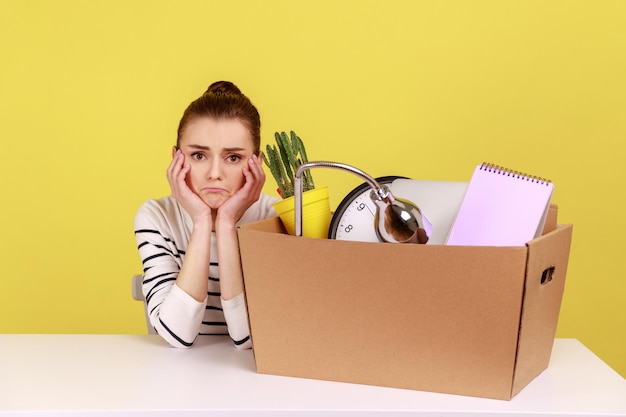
[{"x1": 480, "y1": 162, "x2": 551, "y2": 185}]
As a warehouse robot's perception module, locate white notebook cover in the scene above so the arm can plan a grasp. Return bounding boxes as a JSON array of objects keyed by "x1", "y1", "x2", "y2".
[{"x1": 445, "y1": 163, "x2": 554, "y2": 246}]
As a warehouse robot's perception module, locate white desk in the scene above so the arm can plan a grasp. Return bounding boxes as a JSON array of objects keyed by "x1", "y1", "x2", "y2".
[{"x1": 0, "y1": 335, "x2": 624, "y2": 416}]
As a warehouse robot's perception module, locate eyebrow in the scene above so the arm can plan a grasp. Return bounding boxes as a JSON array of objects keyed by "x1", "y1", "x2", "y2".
[
  {"x1": 187, "y1": 144, "x2": 210, "y2": 150},
  {"x1": 186, "y1": 144, "x2": 247, "y2": 152}
]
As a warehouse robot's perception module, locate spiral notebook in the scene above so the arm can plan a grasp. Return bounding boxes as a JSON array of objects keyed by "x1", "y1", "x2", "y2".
[{"x1": 445, "y1": 163, "x2": 554, "y2": 246}]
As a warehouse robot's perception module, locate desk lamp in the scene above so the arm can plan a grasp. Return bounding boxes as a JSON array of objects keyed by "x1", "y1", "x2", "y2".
[{"x1": 294, "y1": 161, "x2": 428, "y2": 244}]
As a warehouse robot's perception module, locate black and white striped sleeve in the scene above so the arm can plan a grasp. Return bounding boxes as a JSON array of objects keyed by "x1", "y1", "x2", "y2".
[{"x1": 134, "y1": 201, "x2": 206, "y2": 348}]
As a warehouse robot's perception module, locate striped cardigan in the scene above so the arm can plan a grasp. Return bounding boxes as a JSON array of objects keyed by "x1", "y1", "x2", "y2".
[{"x1": 134, "y1": 194, "x2": 278, "y2": 349}]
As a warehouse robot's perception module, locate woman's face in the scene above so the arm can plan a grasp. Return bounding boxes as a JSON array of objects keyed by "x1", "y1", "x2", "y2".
[{"x1": 177, "y1": 117, "x2": 254, "y2": 209}]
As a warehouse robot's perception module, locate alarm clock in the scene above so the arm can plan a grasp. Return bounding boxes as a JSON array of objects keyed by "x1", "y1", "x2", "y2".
[{"x1": 328, "y1": 176, "x2": 408, "y2": 242}]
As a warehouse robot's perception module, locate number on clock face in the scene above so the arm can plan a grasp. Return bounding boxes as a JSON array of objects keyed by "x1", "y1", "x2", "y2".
[
  {"x1": 328, "y1": 176, "x2": 407, "y2": 242},
  {"x1": 333, "y1": 193, "x2": 379, "y2": 241}
]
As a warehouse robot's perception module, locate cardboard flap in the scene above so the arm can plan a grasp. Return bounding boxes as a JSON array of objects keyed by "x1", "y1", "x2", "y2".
[
  {"x1": 512, "y1": 223, "x2": 573, "y2": 396},
  {"x1": 541, "y1": 204, "x2": 558, "y2": 235}
]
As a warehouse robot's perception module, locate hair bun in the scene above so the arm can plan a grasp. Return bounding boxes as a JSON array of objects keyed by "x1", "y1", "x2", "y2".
[{"x1": 206, "y1": 80, "x2": 242, "y2": 95}]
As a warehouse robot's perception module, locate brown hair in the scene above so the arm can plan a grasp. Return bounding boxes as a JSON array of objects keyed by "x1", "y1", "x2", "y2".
[{"x1": 176, "y1": 81, "x2": 261, "y2": 154}]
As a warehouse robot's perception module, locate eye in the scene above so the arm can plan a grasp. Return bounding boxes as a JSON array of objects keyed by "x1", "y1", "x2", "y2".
[
  {"x1": 226, "y1": 154, "x2": 242, "y2": 163},
  {"x1": 191, "y1": 152, "x2": 205, "y2": 161}
]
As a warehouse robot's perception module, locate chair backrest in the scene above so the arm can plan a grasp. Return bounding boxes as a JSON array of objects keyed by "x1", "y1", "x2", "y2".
[{"x1": 132, "y1": 274, "x2": 156, "y2": 334}]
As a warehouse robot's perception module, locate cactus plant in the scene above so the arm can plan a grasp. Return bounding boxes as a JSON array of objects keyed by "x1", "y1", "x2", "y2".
[{"x1": 262, "y1": 131, "x2": 315, "y2": 198}]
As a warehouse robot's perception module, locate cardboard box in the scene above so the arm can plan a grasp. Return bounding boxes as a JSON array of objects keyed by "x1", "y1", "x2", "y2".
[{"x1": 238, "y1": 205, "x2": 572, "y2": 400}]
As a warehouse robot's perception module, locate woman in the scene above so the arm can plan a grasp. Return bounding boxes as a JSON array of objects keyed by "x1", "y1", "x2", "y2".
[{"x1": 134, "y1": 81, "x2": 279, "y2": 349}]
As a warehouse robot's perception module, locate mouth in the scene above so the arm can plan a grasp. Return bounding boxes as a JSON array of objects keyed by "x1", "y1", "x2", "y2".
[{"x1": 201, "y1": 187, "x2": 228, "y2": 194}]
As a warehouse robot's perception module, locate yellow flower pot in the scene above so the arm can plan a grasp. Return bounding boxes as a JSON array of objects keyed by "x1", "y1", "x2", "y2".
[{"x1": 272, "y1": 186, "x2": 331, "y2": 239}]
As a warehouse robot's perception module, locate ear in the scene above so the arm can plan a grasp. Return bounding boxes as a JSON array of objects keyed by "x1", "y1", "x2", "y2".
[{"x1": 172, "y1": 146, "x2": 178, "y2": 159}]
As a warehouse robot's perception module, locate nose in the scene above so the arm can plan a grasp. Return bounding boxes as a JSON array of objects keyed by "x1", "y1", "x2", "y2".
[{"x1": 206, "y1": 158, "x2": 223, "y2": 180}]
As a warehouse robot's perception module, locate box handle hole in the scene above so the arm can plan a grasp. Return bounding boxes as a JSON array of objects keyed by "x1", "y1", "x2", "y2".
[{"x1": 541, "y1": 265, "x2": 555, "y2": 285}]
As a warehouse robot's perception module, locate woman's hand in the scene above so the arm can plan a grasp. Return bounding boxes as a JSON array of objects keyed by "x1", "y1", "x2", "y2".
[
  {"x1": 167, "y1": 149, "x2": 212, "y2": 225},
  {"x1": 216, "y1": 154, "x2": 265, "y2": 227}
]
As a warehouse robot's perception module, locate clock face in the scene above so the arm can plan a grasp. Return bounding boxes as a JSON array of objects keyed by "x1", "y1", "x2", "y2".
[{"x1": 328, "y1": 176, "x2": 407, "y2": 242}]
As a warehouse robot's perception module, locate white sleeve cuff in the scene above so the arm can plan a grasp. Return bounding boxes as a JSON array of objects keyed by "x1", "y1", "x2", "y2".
[
  {"x1": 157, "y1": 284, "x2": 207, "y2": 347},
  {"x1": 221, "y1": 293, "x2": 252, "y2": 349}
]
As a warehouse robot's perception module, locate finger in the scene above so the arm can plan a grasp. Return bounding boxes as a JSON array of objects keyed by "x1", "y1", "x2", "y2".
[
  {"x1": 237, "y1": 164, "x2": 254, "y2": 196},
  {"x1": 249, "y1": 154, "x2": 265, "y2": 178},
  {"x1": 173, "y1": 155, "x2": 189, "y2": 184},
  {"x1": 167, "y1": 150, "x2": 184, "y2": 180},
  {"x1": 168, "y1": 154, "x2": 192, "y2": 200},
  {"x1": 231, "y1": 168, "x2": 260, "y2": 208},
  {"x1": 246, "y1": 155, "x2": 266, "y2": 187},
  {"x1": 240, "y1": 162, "x2": 262, "y2": 198}
]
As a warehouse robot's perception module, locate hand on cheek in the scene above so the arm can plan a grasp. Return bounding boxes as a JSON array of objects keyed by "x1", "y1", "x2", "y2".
[
  {"x1": 217, "y1": 155, "x2": 265, "y2": 225},
  {"x1": 167, "y1": 150, "x2": 211, "y2": 223}
]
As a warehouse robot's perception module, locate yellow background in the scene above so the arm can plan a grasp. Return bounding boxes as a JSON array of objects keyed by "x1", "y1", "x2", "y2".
[{"x1": 1, "y1": 1, "x2": 624, "y2": 377}]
